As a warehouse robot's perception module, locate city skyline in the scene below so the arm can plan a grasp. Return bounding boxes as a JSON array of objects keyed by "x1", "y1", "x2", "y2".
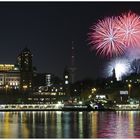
[
  {"x1": 0, "y1": 2, "x2": 140, "y2": 139},
  {"x1": 0, "y1": 2, "x2": 140, "y2": 81}
]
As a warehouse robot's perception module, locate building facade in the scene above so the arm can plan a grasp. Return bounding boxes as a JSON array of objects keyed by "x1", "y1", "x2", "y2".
[
  {"x1": 17, "y1": 48, "x2": 33, "y2": 92},
  {"x1": 0, "y1": 64, "x2": 20, "y2": 90}
]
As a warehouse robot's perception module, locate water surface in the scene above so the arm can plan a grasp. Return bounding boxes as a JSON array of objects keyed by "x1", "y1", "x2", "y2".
[{"x1": 0, "y1": 111, "x2": 139, "y2": 138}]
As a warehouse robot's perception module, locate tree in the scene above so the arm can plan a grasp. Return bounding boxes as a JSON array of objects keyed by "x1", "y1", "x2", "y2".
[{"x1": 131, "y1": 59, "x2": 140, "y2": 74}]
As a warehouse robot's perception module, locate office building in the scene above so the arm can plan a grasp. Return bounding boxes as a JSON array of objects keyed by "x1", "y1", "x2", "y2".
[{"x1": 17, "y1": 47, "x2": 33, "y2": 92}]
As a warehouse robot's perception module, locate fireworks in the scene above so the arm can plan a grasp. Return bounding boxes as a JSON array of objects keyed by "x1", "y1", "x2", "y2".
[
  {"x1": 89, "y1": 17, "x2": 125, "y2": 57},
  {"x1": 107, "y1": 58, "x2": 131, "y2": 81},
  {"x1": 88, "y1": 11, "x2": 140, "y2": 58},
  {"x1": 117, "y1": 11, "x2": 140, "y2": 47},
  {"x1": 89, "y1": 11, "x2": 140, "y2": 79}
]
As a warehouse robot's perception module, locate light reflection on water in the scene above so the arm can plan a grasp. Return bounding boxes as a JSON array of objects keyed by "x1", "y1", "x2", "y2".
[{"x1": 0, "y1": 111, "x2": 140, "y2": 138}]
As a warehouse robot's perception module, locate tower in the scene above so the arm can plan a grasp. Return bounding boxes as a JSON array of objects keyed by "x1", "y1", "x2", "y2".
[
  {"x1": 63, "y1": 66, "x2": 70, "y2": 86},
  {"x1": 112, "y1": 68, "x2": 117, "y2": 81},
  {"x1": 17, "y1": 47, "x2": 33, "y2": 92},
  {"x1": 69, "y1": 41, "x2": 76, "y2": 84},
  {"x1": 63, "y1": 66, "x2": 70, "y2": 98}
]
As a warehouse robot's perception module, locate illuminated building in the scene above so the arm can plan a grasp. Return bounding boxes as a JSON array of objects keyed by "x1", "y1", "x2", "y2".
[
  {"x1": 29, "y1": 86, "x2": 65, "y2": 104},
  {"x1": 33, "y1": 73, "x2": 54, "y2": 88},
  {"x1": 0, "y1": 64, "x2": 20, "y2": 89},
  {"x1": 0, "y1": 48, "x2": 33, "y2": 92},
  {"x1": 0, "y1": 64, "x2": 15, "y2": 71},
  {"x1": 46, "y1": 73, "x2": 52, "y2": 87},
  {"x1": 17, "y1": 47, "x2": 33, "y2": 92}
]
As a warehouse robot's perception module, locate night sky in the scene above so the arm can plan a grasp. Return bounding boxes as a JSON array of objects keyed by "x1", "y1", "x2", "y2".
[{"x1": 0, "y1": 2, "x2": 140, "y2": 81}]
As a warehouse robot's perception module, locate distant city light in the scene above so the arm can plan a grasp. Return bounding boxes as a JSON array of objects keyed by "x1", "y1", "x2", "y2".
[
  {"x1": 23, "y1": 85, "x2": 28, "y2": 89},
  {"x1": 92, "y1": 88, "x2": 96, "y2": 93},
  {"x1": 96, "y1": 95, "x2": 106, "y2": 99},
  {"x1": 79, "y1": 101, "x2": 83, "y2": 105}
]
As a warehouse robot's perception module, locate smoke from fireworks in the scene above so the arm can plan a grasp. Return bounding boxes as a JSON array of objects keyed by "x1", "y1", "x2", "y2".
[
  {"x1": 125, "y1": 47, "x2": 140, "y2": 60},
  {"x1": 88, "y1": 11, "x2": 140, "y2": 58},
  {"x1": 125, "y1": 47, "x2": 140, "y2": 74}
]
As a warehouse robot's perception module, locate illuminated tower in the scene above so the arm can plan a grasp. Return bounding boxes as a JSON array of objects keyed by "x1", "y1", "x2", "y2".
[
  {"x1": 63, "y1": 66, "x2": 70, "y2": 86},
  {"x1": 17, "y1": 47, "x2": 33, "y2": 92},
  {"x1": 63, "y1": 66, "x2": 70, "y2": 97},
  {"x1": 69, "y1": 41, "x2": 76, "y2": 84}
]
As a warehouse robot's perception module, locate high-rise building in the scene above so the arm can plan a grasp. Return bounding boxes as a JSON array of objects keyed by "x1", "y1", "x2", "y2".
[{"x1": 17, "y1": 47, "x2": 33, "y2": 92}]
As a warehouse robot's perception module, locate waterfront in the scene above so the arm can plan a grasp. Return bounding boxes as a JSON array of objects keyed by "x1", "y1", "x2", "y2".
[{"x1": 0, "y1": 111, "x2": 139, "y2": 138}]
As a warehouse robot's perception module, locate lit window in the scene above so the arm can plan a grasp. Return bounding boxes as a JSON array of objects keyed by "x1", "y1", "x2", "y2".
[
  {"x1": 65, "y1": 81, "x2": 68, "y2": 84},
  {"x1": 51, "y1": 93, "x2": 56, "y2": 95},
  {"x1": 65, "y1": 75, "x2": 68, "y2": 79}
]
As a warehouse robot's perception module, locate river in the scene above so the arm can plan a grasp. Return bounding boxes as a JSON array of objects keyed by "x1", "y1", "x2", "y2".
[{"x1": 0, "y1": 111, "x2": 139, "y2": 138}]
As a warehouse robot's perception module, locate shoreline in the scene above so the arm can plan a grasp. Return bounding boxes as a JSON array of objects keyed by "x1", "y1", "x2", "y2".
[{"x1": 0, "y1": 109, "x2": 139, "y2": 111}]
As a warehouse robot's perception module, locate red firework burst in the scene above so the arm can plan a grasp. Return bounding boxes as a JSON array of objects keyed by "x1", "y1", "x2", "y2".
[
  {"x1": 88, "y1": 17, "x2": 126, "y2": 58},
  {"x1": 117, "y1": 11, "x2": 140, "y2": 47}
]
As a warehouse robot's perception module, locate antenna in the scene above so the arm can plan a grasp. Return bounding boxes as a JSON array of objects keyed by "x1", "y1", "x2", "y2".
[{"x1": 69, "y1": 41, "x2": 76, "y2": 84}]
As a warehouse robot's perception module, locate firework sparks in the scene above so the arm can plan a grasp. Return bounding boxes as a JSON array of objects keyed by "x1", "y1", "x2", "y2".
[
  {"x1": 88, "y1": 11, "x2": 140, "y2": 58},
  {"x1": 117, "y1": 11, "x2": 140, "y2": 47},
  {"x1": 107, "y1": 58, "x2": 131, "y2": 81},
  {"x1": 89, "y1": 17, "x2": 126, "y2": 58}
]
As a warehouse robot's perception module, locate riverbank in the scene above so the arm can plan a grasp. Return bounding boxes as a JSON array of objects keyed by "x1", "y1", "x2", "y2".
[{"x1": 0, "y1": 104, "x2": 139, "y2": 111}]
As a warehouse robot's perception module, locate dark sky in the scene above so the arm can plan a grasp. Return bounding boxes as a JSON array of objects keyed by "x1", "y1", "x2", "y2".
[{"x1": 0, "y1": 2, "x2": 140, "y2": 81}]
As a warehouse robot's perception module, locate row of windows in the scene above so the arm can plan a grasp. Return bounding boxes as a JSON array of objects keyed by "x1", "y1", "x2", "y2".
[
  {"x1": 0, "y1": 79, "x2": 20, "y2": 81},
  {"x1": 0, "y1": 82, "x2": 19, "y2": 86},
  {"x1": 32, "y1": 98, "x2": 57, "y2": 101},
  {"x1": 0, "y1": 74, "x2": 20, "y2": 76}
]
